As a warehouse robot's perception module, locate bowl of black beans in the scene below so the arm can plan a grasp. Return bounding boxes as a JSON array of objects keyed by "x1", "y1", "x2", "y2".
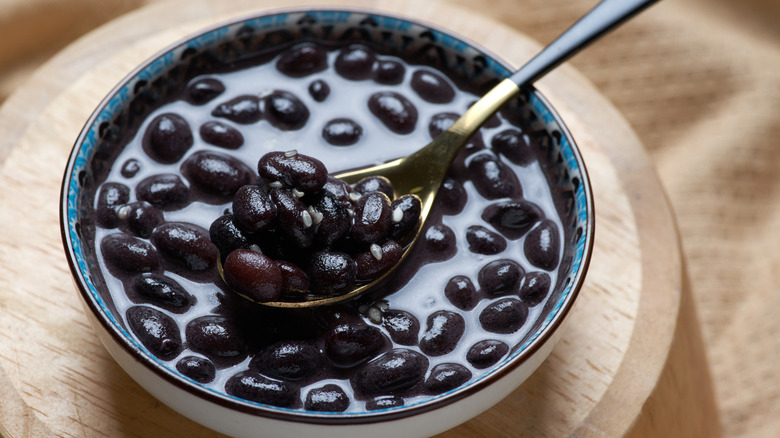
[{"x1": 61, "y1": 7, "x2": 594, "y2": 438}]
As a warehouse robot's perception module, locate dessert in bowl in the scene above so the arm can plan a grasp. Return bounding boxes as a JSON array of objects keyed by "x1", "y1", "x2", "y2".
[{"x1": 61, "y1": 7, "x2": 593, "y2": 437}]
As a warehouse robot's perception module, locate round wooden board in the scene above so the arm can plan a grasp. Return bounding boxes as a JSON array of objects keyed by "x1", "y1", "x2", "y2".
[{"x1": 0, "y1": 0, "x2": 719, "y2": 437}]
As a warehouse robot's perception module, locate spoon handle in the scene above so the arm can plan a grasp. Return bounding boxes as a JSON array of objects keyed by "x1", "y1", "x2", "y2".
[{"x1": 510, "y1": 0, "x2": 660, "y2": 87}]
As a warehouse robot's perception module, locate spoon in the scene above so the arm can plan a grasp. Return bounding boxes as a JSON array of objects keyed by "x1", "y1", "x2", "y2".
[{"x1": 230, "y1": 0, "x2": 659, "y2": 308}]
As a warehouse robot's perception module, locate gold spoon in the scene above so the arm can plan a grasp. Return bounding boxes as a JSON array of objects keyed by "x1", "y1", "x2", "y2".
[{"x1": 227, "y1": 0, "x2": 659, "y2": 308}]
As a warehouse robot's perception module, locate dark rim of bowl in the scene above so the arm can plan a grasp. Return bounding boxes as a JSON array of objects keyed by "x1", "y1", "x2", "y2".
[{"x1": 60, "y1": 6, "x2": 594, "y2": 426}]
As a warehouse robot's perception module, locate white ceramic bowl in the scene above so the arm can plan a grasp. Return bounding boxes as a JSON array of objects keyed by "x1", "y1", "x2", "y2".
[{"x1": 61, "y1": 8, "x2": 593, "y2": 437}]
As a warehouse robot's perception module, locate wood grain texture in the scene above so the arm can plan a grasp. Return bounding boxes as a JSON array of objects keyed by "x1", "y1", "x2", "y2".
[{"x1": 0, "y1": 0, "x2": 719, "y2": 436}]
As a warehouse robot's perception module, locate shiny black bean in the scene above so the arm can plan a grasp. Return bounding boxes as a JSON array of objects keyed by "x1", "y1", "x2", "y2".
[
  {"x1": 101, "y1": 233, "x2": 160, "y2": 274},
  {"x1": 200, "y1": 121, "x2": 244, "y2": 149},
  {"x1": 142, "y1": 113, "x2": 194, "y2": 164},
  {"x1": 276, "y1": 42, "x2": 328, "y2": 77},
  {"x1": 252, "y1": 340, "x2": 321, "y2": 380},
  {"x1": 222, "y1": 249, "x2": 283, "y2": 303},
  {"x1": 438, "y1": 177, "x2": 467, "y2": 216},
  {"x1": 176, "y1": 355, "x2": 216, "y2": 383},
  {"x1": 181, "y1": 150, "x2": 254, "y2": 199},
  {"x1": 130, "y1": 272, "x2": 193, "y2": 312},
  {"x1": 322, "y1": 118, "x2": 363, "y2": 146},
  {"x1": 308, "y1": 79, "x2": 330, "y2": 102},
  {"x1": 466, "y1": 225, "x2": 507, "y2": 255},
  {"x1": 335, "y1": 44, "x2": 377, "y2": 80},
  {"x1": 136, "y1": 173, "x2": 189, "y2": 210},
  {"x1": 479, "y1": 298, "x2": 528, "y2": 334},
  {"x1": 257, "y1": 151, "x2": 328, "y2": 194},
  {"x1": 422, "y1": 224, "x2": 457, "y2": 261},
  {"x1": 492, "y1": 128, "x2": 533, "y2": 166},
  {"x1": 311, "y1": 190, "x2": 352, "y2": 247},
  {"x1": 211, "y1": 95, "x2": 262, "y2": 124},
  {"x1": 389, "y1": 194, "x2": 421, "y2": 243},
  {"x1": 351, "y1": 192, "x2": 393, "y2": 245},
  {"x1": 151, "y1": 222, "x2": 218, "y2": 272},
  {"x1": 305, "y1": 384, "x2": 350, "y2": 412},
  {"x1": 322, "y1": 176, "x2": 352, "y2": 209},
  {"x1": 126, "y1": 306, "x2": 181, "y2": 360},
  {"x1": 308, "y1": 250, "x2": 357, "y2": 293},
  {"x1": 225, "y1": 371, "x2": 298, "y2": 408},
  {"x1": 186, "y1": 315, "x2": 247, "y2": 360},
  {"x1": 276, "y1": 260, "x2": 310, "y2": 294},
  {"x1": 186, "y1": 77, "x2": 225, "y2": 105},
  {"x1": 444, "y1": 275, "x2": 478, "y2": 311},
  {"x1": 481, "y1": 200, "x2": 544, "y2": 240},
  {"x1": 366, "y1": 395, "x2": 405, "y2": 410},
  {"x1": 520, "y1": 271, "x2": 552, "y2": 307},
  {"x1": 368, "y1": 91, "x2": 418, "y2": 135},
  {"x1": 232, "y1": 185, "x2": 277, "y2": 233},
  {"x1": 95, "y1": 182, "x2": 129, "y2": 228},
  {"x1": 119, "y1": 202, "x2": 164, "y2": 238},
  {"x1": 264, "y1": 90, "x2": 309, "y2": 131},
  {"x1": 424, "y1": 363, "x2": 472, "y2": 394},
  {"x1": 373, "y1": 60, "x2": 405, "y2": 85},
  {"x1": 209, "y1": 214, "x2": 251, "y2": 258},
  {"x1": 270, "y1": 188, "x2": 315, "y2": 248},
  {"x1": 466, "y1": 153, "x2": 521, "y2": 200},
  {"x1": 120, "y1": 158, "x2": 141, "y2": 178},
  {"x1": 478, "y1": 259, "x2": 524, "y2": 294},
  {"x1": 411, "y1": 69, "x2": 454, "y2": 103},
  {"x1": 353, "y1": 349, "x2": 427, "y2": 395},
  {"x1": 325, "y1": 322, "x2": 385, "y2": 368},
  {"x1": 352, "y1": 176, "x2": 394, "y2": 198},
  {"x1": 466, "y1": 340, "x2": 509, "y2": 369},
  {"x1": 524, "y1": 219, "x2": 560, "y2": 270},
  {"x1": 419, "y1": 310, "x2": 465, "y2": 356},
  {"x1": 381, "y1": 309, "x2": 420, "y2": 346},
  {"x1": 354, "y1": 239, "x2": 403, "y2": 281}
]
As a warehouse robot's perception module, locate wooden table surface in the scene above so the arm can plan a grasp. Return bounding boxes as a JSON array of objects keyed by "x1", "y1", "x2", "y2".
[{"x1": 0, "y1": 0, "x2": 720, "y2": 436}]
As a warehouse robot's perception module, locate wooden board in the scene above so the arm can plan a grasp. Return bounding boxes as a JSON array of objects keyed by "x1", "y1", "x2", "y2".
[{"x1": 0, "y1": 0, "x2": 720, "y2": 436}]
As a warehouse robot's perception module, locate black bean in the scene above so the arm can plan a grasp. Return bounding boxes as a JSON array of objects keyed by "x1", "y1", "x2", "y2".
[
  {"x1": 276, "y1": 260, "x2": 310, "y2": 294},
  {"x1": 101, "y1": 233, "x2": 160, "y2": 274},
  {"x1": 225, "y1": 371, "x2": 298, "y2": 408},
  {"x1": 524, "y1": 219, "x2": 560, "y2": 270},
  {"x1": 120, "y1": 158, "x2": 141, "y2": 178},
  {"x1": 353, "y1": 349, "x2": 427, "y2": 395},
  {"x1": 422, "y1": 224, "x2": 457, "y2": 261},
  {"x1": 381, "y1": 309, "x2": 419, "y2": 346},
  {"x1": 257, "y1": 151, "x2": 328, "y2": 194},
  {"x1": 322, "y1": 118, "x2": 363, "y2": 146},
  {"x1": 389, "y1": 194, "x2": 421, "y2": 243},
  {"x1": 186, "y1": 315, "x2": 247, "y2": 359},
  {"x1": 520, "y1": 271, "x2": 551, "y2": 307},
  {"x1": 419, "y1": 310, "x2": 465, "y2": 356},
  {"x1": 118, "y1": 202, "x2": 164, "y2": 238},
  {"x1": 424, "y1": 363, "x2": 472, "y2": 394},
  {"x1": 186, "y1": 77, "x2": 225, "y2": 105},
  {"x1": 366, "y1": 395, "x2": 404, "y2": 410},
  {"x1": 308, "y1": 250, "x2": 357, "y2": 293},
  {"x1": 325, "y1": 322, "x2": 385, "y2": 368},
  {"x1": 222, "y1": 249, "x2": 283, "y2": 303},
  {"x1": 492, "y1": 128, "x2": 533, "y2": 166},
  {"x1": 200, "y1": 121, "x2": 244, "y2": 149},
  {"x1": 428, "y1": 112, "x2": 457, "y2": 138},
  {"x1": 335, "y1": 45, "x2": 377, "y2": 80},
  {"x1": 478, "y1": 259, "x2": 524, "y2": 294},
  {"x1": 252, "y1": 340, "x2": 321, "y2": 380},
  {"x1": 352, "y1": 176, "x2": 394, "y2": 198},
  {"x1": 95, "y1": 182, "x2": 129, "y2": 228},
  {"x1": 136, "y1": 173, "x2": 190, "y2": 210},
  {"x1": 310, "y1": 190, "x2": 352, "y2": 246},
  {"x1": 466, "y1": 340, "x2": 509, "y2": 369},
  {"x1": 466, "y1": 225, "x2": 507, "y2": 255},
  {"x1": 130, "y1": 272, "x2": 193, "y2": 311},
  {"x1": 126, "y1": 306, "x2": 182, "y2": 360},
  {"x1": 354, "y1": 239, "x2": 403, "y2": 282},
  {"x1": 232, "y1": 185, "x2": 277, "y2": 233},
  {"x1": 466, "y1": 153, "x2": 521, "y2": 200},
  {"x1": 276, "y1": 42, "x2": 328, "y2": 77},
  {"x1": 479, "y1": 298, "x2": 528, "y2": 334},
  {"x1": 176, "y1": 355, "x2": 216, "y2": 383},
  {"x1": 181, "y1": 150, "x2": 254, "y2": 199},
  {"x1": 264, "y1": 90, "x2": 309, "y2": 131},
  {"x1": 439, "y1": 177, "x2": 467, "y2": 216},
  {"x1": 411, "y1": 69, "x2": 454, "y2": 104},
  {"x1": 211, "y1": 95, "x2": 262, "y2": 124},
  {"x1": 368, "y1": 91, "x2": 418, "y2": 135},
  {"x1": 351, "y1": 192, "x2": 393, "y2": 246},
  {"x1": 444, "y1": 275, "x2": 478, "y2": 311},
  {"x1": 481, "y1": 200, "x2": 544, "y2": 240},
  {"x1": 209, "y1": 214, "x2": 251, "y2": 258},
  {"x1": 305, "y1": 384, "x2": 350, "y2": 412},
  {"x1": 151, "y1": 222, "x2": 218, "y2": 272},
  {"x1": 142, "y1": 113, "x2": 193, "y2": 164},
  {"x1": 322, "y1": 176, "x2": 352, "y2": 209},
  {"x1": 269, "y1": 188, "x2": 316, "y2": 248},
  {"x1": 373, "y1": 60, "x2": 405, "y2": 85},
  {"x1": 308, "y1": 79, "x2": 330, "y2": 102}
]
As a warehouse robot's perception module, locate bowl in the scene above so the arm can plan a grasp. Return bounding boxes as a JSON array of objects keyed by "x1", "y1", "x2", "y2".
[{"x1": 61, "y1": 7, "x2": 593, "y2": 438}]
